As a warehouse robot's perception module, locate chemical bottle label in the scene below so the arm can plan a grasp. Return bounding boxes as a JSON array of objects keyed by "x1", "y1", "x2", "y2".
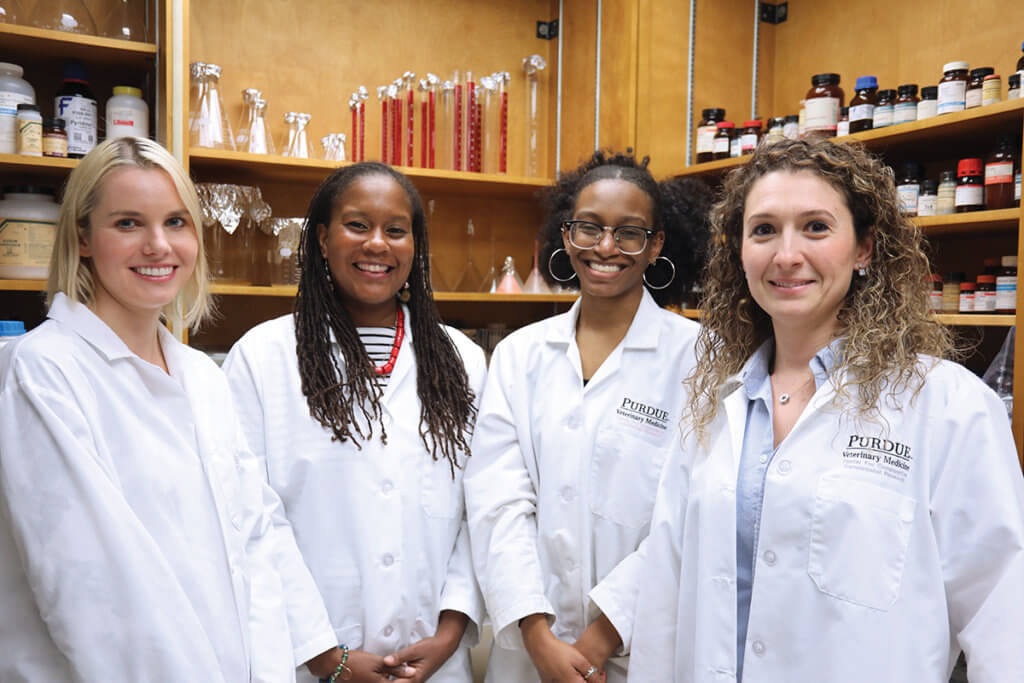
[
  {"x1": 893, "y1": 102, "x2": 916, "y2": 124},
  {"x1": 804, "y1": 97, "x2": 839, "y2": 131},
  {"x1": 897, "y1": 184, "x2": 920, "y2": 214},
  {"x1": 996, "y1": 276, "x2": 1017, "y2": 312},
  {"x1": 937, "y1": 81, "x2": 966, "y2": 114},
  {"x1": 55, "y1": 95, "x2": 98, "y2": 156},
  {"x1": 0, "y1": 218, "x2": 56, "y2": 267},
  {"x1": 985, "y1": 162, "x2": 1013, "y2": 185},
  {"x1": 849, "y1": 103, "x2": 874, "y2": 122},
  {"x1": 696, "y1": 125, "x2": 717, "y2": 154},
  {"x1": 0, "y1": 91, "x2": 34, "y2": 154},
  {"x1": 954, "y1": 184, "x2": 983, "y2": 207},
  {"x1": 107, "y1": 105, "x2": 148, "y2": 139}
]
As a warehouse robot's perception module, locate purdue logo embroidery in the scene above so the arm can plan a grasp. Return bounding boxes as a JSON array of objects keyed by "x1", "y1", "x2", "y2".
[{"x1": 842, "y1": 435, "x2": 913, "y2": 481}]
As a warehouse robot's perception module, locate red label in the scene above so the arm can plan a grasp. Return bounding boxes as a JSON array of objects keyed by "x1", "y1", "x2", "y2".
[{"x1": 985, "y1": 161, "x2": 1013, "y2": 185}]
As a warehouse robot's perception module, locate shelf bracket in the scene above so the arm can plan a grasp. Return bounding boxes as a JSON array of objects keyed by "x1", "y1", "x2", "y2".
[
  {"x1": 537, "y1": 19, "x2": 559, "y2": 40},
  {"x1": 759, "y1": 1, "x2": 787, "y2": 24}
]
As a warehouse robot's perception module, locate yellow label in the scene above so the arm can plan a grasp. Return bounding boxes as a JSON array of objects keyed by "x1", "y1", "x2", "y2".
[
  {"x1": 42, "y1": 134, "x2": 67, "y2": 157},
  {"x1": 17, "y1": 119, "x2": 42, "y2": 155},
  {"x1": 0, "y1": 218, "x2": 56, "y2": 267}
]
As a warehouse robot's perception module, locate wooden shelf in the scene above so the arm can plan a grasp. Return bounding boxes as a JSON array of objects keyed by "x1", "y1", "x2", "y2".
[
  {"x1": 0, "y1": 153, "x2": 78, "y2": 179},
  {"x1": 678, "y1": 98, "x2": 1024, "y2": 178},
  {"x1": 208, "y1": 283, "x2": 577, "y2": 302},
  {"x1": 0, "y1": 279, "x2": 46, "y2": 291},
  {"x1": 0, "y1": 23, "x2": 157, "y2": 69},
  {"x1": 936, "y1": 313, "x2": 1016, "y2": 327},
  {"x1": 914, "y1": 208, "x2": 1021, "y2": 236},
  {"x1": 188, "y1": 148, "x2": 552, "y2": 199}
]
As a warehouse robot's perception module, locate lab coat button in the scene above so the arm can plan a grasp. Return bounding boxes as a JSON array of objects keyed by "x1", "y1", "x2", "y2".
[
  {"x1": 567, "y1": 414, "x2": 581, "y2": 429},
  {"x1": 759, "y1": 453, "x2": 768, "y2": 464},
  {"x1": 561, "y1": 486, "x2": 575, "y2": 502},
  {"x1": 763, "y1": 550, "x2": 777, "y2": 566},
  {"x1": 381, "y1": 480, "x2": 394, "y2": 494},
  {"x1": 382, "y1": 553, "x2": 394, "y2": 567},
  {"x1": 752, "y1": 640, "x2": 766, "y2": 656},
  {"x1": 383, "y1": 625, "x2": 394, "y2": 637},
  {"x1": 777, "y1": 460, "x2": 792, "y2": 475}
]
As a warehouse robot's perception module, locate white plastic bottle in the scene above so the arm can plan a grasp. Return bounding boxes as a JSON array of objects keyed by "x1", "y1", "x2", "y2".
[
  {"x1": 106, "y1": 86, "x2": 149, "y2": 140},
  {"x1": 0, "y1": 187, "x2": 60, "y2": 279},
  {"x1": 0, "y1": 320, "x2": 27, "y2": 353},
  {"x1": 0, "y1": 62, "x2": 36, "y2": 155}
]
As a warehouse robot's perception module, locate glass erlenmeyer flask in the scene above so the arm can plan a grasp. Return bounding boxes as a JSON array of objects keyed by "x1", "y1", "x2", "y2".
[
  {"x1": 248, "y1": 97, "x2": 273, "y2": 154},
  {"x1": 479, "y1": 229, "x2": 498, "y2": 293},
  {"x1": 101, "y1": 0, "x2": 146, "y2": 41},
  {"x1": 496, "y1": 256, "x2": 524, "y2": 294},
  {"x1": 425, "y1": 200, "x2": 450, "y2": 292},
  {"x1": 235, "y1": 88, "x2": 261, "y2": 151},
  {"x1": 32, "y1": 0, "x2": 96, "y2": 34},
  {"x1": 190, "y1": 63, "x2": 234, "y2": 150},
  {"x1": 454, "y1": 219, "x2": 483, "y2": 292},
  {"x1": 523, "y1": 239, "x2": 551, "y2": 294},
  {"x1": 282, "y1": 112, "x2": 313, "y2": 158},
  {"x1": 0, "y1": 0, "x2": 24, "y2": 24}
]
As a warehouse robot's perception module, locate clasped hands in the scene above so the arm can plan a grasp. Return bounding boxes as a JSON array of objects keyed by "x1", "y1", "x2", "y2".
[{"x1": 522, "y1": 613, "x2": 616, "y2": 683}]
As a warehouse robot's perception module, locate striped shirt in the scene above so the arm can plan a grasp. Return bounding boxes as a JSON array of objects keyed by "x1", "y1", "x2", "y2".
[{"x1": 357, "y1": 326, "x2": 397, "y2": 386}]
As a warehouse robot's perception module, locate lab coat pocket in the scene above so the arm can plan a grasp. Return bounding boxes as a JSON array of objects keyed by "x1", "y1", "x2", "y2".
[
  {"x1": 807, "y1": 474, "x2": 916, "y2": 611},
  {"x1": 590, "y1": 434, "x2": 667, "y2": 528},
  {"x1": 420, "y1": 458, "x2": 459, "y2": 519}
]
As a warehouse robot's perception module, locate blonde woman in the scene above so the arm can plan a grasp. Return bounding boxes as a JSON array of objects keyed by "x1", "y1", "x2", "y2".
[
  {"x1": 0, "y1": 137, "x2": 339, "y2": 681},
  {"x1": 624, "y1": 138, "x2": 1024, "y2": 682}
]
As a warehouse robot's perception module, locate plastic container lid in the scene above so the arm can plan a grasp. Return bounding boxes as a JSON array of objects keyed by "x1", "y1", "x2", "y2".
[
  {"x1": 0, "y1": 321, "x2": 26, "y2": 336},
  {"x1": 700, "y1": 108, "x2": 725, "y2": 119},
  {"x1": 921, "y1": 179, "x2": 938, "y2": 193},
  {"x1": 943, "y1": 61, "x2": 969, "y2": 73},
  {"x1": 978, "y1": 275, "x2": 996, "y2": 284},
  {"x1": 854, "y1": 76, "x2": 878, "y2": 90},
  {"x1": 16, "y1": 103, "x2": 39, "y2": 112},
  {"x1": 811, "y1": 73, "x2": 840, "y2": 86},
  {"x1": 969, "y1": 67, "x2": 994, "y2": 79},
  {"x1": 1011, "y1": 73, "x2": 1021, "y2": 87},
  {"x1": 784, "y1": 114, "x2": 799, "y2": 123},
  {"x1": 957, "y1": 158, "x2": 983, "y2": 176},
  {"x1": 959, "y1": 282, "x2": 976, "y2": 291},
  {"x1": 945, "y1": 271, "x2": 966, "y2": 281},
  {"x1": 1002, "y1": 255, "x2": 1018, "y2": 267},
  {"x1": 113, "y1": 86, "x2": 143, "y2": 98},
  {"x1": 716, "y1": 121, "x2": 735, "y2": 129},
  {"x1": 62, "y1": 61, "x2": 89, "y2": 82},
  {"x1": 983, "y1": 74, "x2": 1001, "y2": 81},
  {"x1": 939, "y1": 170, "x2": 957, "y2": 182},
  {"x1": 43, "y1": 117, "x2": 65, "y2": 129},
  {"x1": 742, "y1": 120, "x2": 762, "y2": 128},
  {"x1": 878, "y1": 89, "x2": 897, "y2": 99},
  {"x1": 0, "y1": 62, "x2": 25, "y2": 77},
  {"x1": 921, "y1": 86, "x2": 939, "y2": 98},
  {"x1": 897, "y1": 84, "x2": 919, "y2": 95}
]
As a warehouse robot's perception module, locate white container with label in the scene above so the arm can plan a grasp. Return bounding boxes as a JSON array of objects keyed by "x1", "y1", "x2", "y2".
[
  {"x1": 0, "y1": 188, "x2": 60, "y2": 279},
  {"x1": 0, "y1": 62, "x2": 36, "y2": 155},
  {"x1": 106, "y1": 86, "x2": 149, "y2": 140},
  {"x1": 938, "y1": 61, "x2": 969, "y2": 115},
  {"x1": 0, "y1": 320, "x2": 26, "y2": 353}
]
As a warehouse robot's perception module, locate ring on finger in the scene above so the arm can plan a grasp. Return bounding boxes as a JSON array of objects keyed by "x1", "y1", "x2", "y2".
[{"x1": 583, "y1": 666, "x2": 598, "y2": 680}]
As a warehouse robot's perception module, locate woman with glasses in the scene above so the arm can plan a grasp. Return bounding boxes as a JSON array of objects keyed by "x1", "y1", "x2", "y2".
[{"x1": 464, "y1": 151, "x2": 710, "y2": 682}]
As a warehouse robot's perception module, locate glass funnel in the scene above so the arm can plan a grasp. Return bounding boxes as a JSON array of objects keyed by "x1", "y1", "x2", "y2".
[
  {"x1": 454, "y1": 218, "x2": 483, "y2": 292},
  {"x1": 101, "y1": 0, "x2": 147, "y2": 41}
]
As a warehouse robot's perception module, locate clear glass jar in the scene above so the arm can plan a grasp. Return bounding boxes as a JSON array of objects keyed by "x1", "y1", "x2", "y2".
[{"x1": 937, "y1": 170, "x2": 957, "y2": 214}]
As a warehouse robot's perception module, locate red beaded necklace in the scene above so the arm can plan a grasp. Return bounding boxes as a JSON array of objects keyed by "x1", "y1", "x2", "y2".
[{"x1": 374, "y1": 307, "x2": 405, "y2": 376}]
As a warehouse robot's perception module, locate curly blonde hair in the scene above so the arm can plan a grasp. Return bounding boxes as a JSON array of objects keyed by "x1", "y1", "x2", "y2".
[{"x1": 687, "y1": 138, "x2": 953, "y2": 441}]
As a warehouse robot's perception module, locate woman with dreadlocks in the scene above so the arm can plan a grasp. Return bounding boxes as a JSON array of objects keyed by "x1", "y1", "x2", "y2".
[
  {"x1": 223, "y1": 162, "x2": 486, "y2": 683},
  {"x1": 463, "y1": 150, "x2": 711, "y2": 683}
]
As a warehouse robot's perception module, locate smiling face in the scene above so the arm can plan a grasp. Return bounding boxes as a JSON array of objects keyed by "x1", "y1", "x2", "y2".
[
  {"x1": 80, "y1": 166, "x2": 198, "y2": 330},
  {"x1": 564, "y1": 178, "x2": 663, "y2": 303},
  {"x1": 740, "y1": 169, "x2": 872, "y2": 342},
  {"x1": 317, "y1": 173, "x2": 415, "y2": 326}
]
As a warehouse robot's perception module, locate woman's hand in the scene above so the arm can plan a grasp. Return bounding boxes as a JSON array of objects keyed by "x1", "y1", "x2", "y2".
[
  {"x1": 521, "y1": 614, "x2": 598, "y2": 683},
  {"x1": 343, "y1": 649, "x2": 398, "y2": 682},
  {"x1": 383, "y1": 610, "x2": 468, "y2": 682},
  {"x1": 573, "y1": 613, "x2": 622, "y2": 674}
]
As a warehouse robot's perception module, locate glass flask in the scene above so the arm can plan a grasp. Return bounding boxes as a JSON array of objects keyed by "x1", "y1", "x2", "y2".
[
  {"x1": 236, "y1": 89, "x2": 274, "y2": 154},
  {"x1": 189, "y1": 62, "x2": 234, "y2": 150},
  {"x1": 282, "y1": 112, "x2": 313, "y2": 159},
  {"x1": 235, "y1": 88, "x2": 260, "y2": 150},
  {"x1": 454, "y1": 219, "x2": 483, "y2": 292},
  {"x1": 0, "y1": 0, "x2": 24, "y2": 24},
  {"x1": 425, "y1": 200, "x2": 450, "y2": 292},
  {"x1": 101, "y1": 0, "x2": 147, "y2": 41},
  {"x1": 32, "y1": 0, "x2": 95, "y2": 34}
]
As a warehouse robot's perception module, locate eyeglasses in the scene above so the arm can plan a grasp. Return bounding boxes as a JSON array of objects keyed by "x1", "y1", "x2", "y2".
[{"x1": 561, "y1": 220, "x2": 657, "y2": 255}]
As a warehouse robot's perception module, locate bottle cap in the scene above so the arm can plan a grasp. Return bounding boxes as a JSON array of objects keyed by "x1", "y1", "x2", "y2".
[
  {"x1": 983, "y1": 74, "x2": 1001, "y2": 81},
  {"x1": 784, "y1": 114, "x2": 799, "y2": 123},
  {"x1": 945, "y1": 271, "x2": 966, "y2": 281},
  {"x1": 0, "y1": 321, "x2": 26, "y2": 336},
  {"x1": 929, "y1": 273, "x2": 942, "y2": 283},
  {"x1": 969, "y1": 67, "x2": 994, "y2": 79},
  {"x1": 854, "y1": 75, "x2": 878, "y2": 90},
  {"x1": 716, "y1": 121, "x2": 735, "y2": 129},
  {"x1": 1011, "y1": 73, "x2": 1021, "y2": 88},
  {"x1": 878, "y1": 89, "x2": 897, "y2": 99},
  {"x1": 921, "y1": 179, "x2": 938, "y2": 193},
  {"x1": 811, "y1": 73, "x2": 841, "y2": 86},
  {"x1": 1002, "y1": 255, "x2": 1018, "y2": 267},
  {"x1": 977, "y1": 275, "x2": 996, "y2": 284},
  {"x1": 940, "y1": 170, "x2": 957, "y2": 182},
  {"x1": 840, "y1": 106, "x2": 849, "y2": 115},
  {"x1": 956, "y1": 158, "x2": 983, "y2": 176},
  {"x1": 0, "y1": 62, "x2": 25, "y2": 78},
  {"x1": 42, "y1": 117, "x2": 65, "y2": 129},
  {"x1": 62, "y1": 61, "x2": 89, "y2": 82},
  {"x1": 113, "y1": 86, "x2": 143, "y2": 98},
  {"x1": 16, "y1": 103, "x2": 39, "y2": 112},
  {"x1": 942, "y1": 61, "x2": 969, "y2": 73},
  {"x1": 921, "y1": 85, "x2": 939, "y2": 99},
  {"x1": 742, "y1": 120, "x2": 762, "y2": 128},
  {"x1": 959, "y1": 282, "x2": 975, "y2": 291},
  {"x1": 897, "y1": 84, "x2": 919, "y2": 96},
  {"x1": 901, "y1": 161, "x2": 922, "y2": 179},
  {"x1": 1, "y1": 185, "x2": 56, "y2": 196},
  {"x1": 701, "y1": 108, "x2": 725, "y2": 119}
]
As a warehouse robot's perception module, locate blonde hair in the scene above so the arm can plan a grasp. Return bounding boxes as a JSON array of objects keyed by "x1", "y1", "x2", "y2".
[
  {"x1": 46, "y1": 137, "x2": 213, "y2": 330},
  {"x1": 687, "y1": 138, "x2": 953, "y2": 441}
]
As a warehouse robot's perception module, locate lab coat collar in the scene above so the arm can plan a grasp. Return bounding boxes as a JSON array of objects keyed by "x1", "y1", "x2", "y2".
[
  {"x1": 47, "y1": 292, "x2": 143, "y2": 363},
  {"x1": 544, "y1": 287, "x2": 662, "y2": 350}
]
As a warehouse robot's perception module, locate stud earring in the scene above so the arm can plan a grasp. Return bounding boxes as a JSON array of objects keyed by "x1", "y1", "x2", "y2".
[
  {"x1": 856, "y1": 263, "x2": 867, "y2": 277},
  {"x1": 397, "y1": 281, "x2": 411, "y2": 303}
]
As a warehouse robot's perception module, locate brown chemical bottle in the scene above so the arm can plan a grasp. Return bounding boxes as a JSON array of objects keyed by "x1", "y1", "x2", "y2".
[
  {"x1": 1017, "y1": 40, "x2": 1024, "y2": 72},
  {"x1": 849, "y1": 76, "x2": 878, "y2": 133},
  {"x1": 985, "y1": 135, "x2": 1018, "y2": 210}
]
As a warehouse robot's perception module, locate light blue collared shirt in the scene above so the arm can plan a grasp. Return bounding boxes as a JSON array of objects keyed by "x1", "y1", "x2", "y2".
[{"x1": 735, "y1": 339, "x2": 840, "y2": 680}]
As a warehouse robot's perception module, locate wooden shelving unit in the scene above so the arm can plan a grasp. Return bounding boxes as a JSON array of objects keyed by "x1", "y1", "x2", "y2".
[
  {"x1": 915, "y1": 208, "x2": 1021, "y2": 236},
  {"x1": 0, "y1": 23, "x2": 157, "y2": 68}
]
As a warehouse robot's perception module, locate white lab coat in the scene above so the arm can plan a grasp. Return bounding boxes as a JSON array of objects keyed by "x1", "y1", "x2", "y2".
[
  {"x1": 0, "y1": 293, "x2": 335, "y2": 682},
  {"x1": 627, "y1": 354, "x2": 1024, "y2": 682},
  {"x1": 463, "y1": 289, "x2": 700, "y2": 682},
  {"x1": 223, "y1": 309, "x2": 487, "y2": 683}
]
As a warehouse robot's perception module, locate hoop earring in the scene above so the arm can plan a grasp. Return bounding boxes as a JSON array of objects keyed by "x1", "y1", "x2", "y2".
[
  {"x1": 547, "y1": 248, "x2": 577, "y2": 283},
  {"x1": 397, "y1": 281, "x2": 411, "y2": 303},
  {"x1": 643, "y1": 256, "x2": 676, "y2": 290}
]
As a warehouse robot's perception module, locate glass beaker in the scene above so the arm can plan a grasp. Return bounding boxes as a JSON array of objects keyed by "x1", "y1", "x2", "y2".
[
  {"x1": 101, "y1": 0, "x2": 147, "y2": 41},
  {"x1": 523, "y1": 54, "x2": 547, "y2": 177},
  {"x1": 32, "y1": 0, "x2": 96, "y2": 34},
  {"x1": 282, "y1": 112, "x2": 313, "y2": 158},
  {"x1": 190, "y1": 63, "x2": 234, "y2": 150},
  {"x1": 0, "y1": 0, "x2": 24, "y2": 24}
]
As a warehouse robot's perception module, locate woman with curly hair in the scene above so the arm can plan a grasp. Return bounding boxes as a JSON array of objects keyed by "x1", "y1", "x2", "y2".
[
  {"x1": 464, "y1": 150, "x2": 711, "y2": 682},
  {"x1": 223, "y1": 162, "x2": 486, "y2": 682},
  {"x1": 625, "y1": 138, "x2": 1024, "y2": 682}
]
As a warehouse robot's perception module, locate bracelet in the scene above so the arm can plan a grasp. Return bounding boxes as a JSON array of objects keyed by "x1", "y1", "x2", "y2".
[{"x1": 318, "y1": 644, "x2": 351, "y2": 682}]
